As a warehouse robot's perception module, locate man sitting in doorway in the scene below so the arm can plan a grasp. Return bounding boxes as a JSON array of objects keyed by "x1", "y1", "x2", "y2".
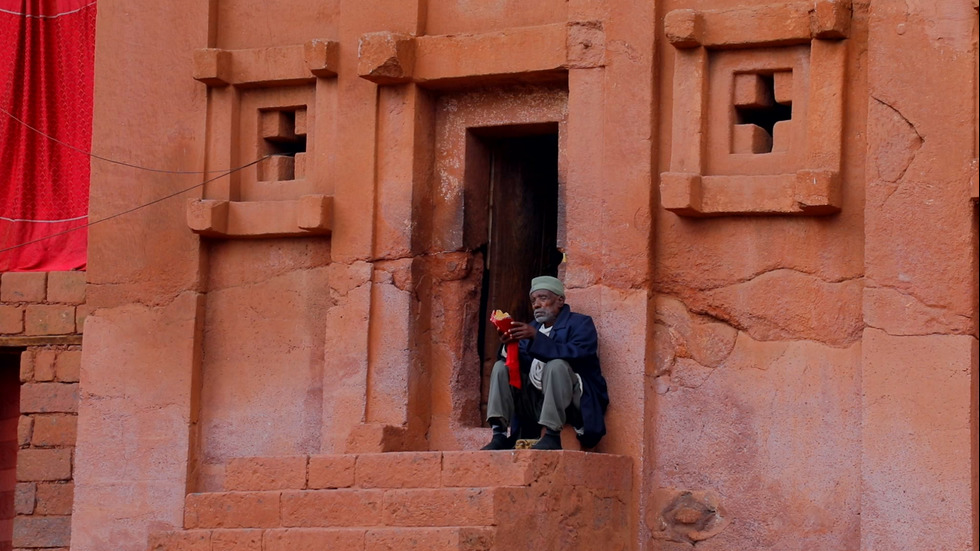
[{"x1": 482, "y1": 276, "x2": 609, "y2": 451}]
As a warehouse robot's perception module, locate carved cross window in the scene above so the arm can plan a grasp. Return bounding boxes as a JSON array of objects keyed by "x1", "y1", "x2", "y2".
[
  {"x1": 732, "y1": 71, "x2": 793, "y2": 154},
  {"x1": 259, "y1": 107, "x2": 308, "y2": 182}
]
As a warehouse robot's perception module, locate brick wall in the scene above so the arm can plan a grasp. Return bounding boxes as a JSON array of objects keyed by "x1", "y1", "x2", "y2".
[
  {"x1": 0, "y1": 272, "x2": 87, "y2": 336},
  {"x1": 1, "y1": 363, "x2": 19, "y2": 551},
  {"x1": 0, "y1": 271, "x2": 85, "y2": 551}
]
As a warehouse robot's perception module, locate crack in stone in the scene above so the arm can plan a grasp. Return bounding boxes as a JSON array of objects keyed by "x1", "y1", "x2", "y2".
[
  {"x1": 864, "y1": 279, "x2": 974, "y2": 336},
  {"x1": 870, "y1": 96, "x2": 924, "y2": 205}
]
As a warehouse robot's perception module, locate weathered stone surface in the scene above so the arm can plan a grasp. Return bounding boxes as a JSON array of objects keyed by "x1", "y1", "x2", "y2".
[
  {"x1": 682, "y1": 269, "x2": 864, "y2": 346},
  {"x1": 224, "y1": 456, "x2": 308, "y2": 492},
  {"x1": 860, "y1": 330, "x2": 975, "y2": 551},
  {"x1": 652, "y1": 338, "x2": 863, "y2": 549},
  {"x1": 198, "y1": 260, "x2": 330, "y2": 488}
]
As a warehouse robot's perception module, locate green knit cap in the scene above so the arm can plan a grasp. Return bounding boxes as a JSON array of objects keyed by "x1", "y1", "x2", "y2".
[{"x1": 529, "y1": 276, "x2": 564, "y2": 297}]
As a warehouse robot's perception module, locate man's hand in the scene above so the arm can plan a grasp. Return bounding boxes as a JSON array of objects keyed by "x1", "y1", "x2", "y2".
[{"x1": 502, "y1": 321, "x2": 536, "y2": 343}]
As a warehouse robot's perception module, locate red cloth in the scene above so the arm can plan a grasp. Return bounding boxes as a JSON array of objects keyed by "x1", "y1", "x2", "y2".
[
  {"x1": 490, "y1": 311, "x2": 521, "y2": 389},
  {"x1": 504, "y1": 342, "x2": 520, "y2": 389},
  {"x1": 1, "y1": 0, "x2": 95, "y2": 271}
]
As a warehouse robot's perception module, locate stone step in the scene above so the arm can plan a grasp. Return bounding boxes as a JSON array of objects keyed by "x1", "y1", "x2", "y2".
[
  {"x1": 152, "y1": 451, "x2": 632, "y2": 551},
  {"x1": 148, "y1": 526, "x2": 494, "y2": 551},
  {"x1": 224, "y1": 450, "x2": 631, "y2": 493},
  {"x1": 183, "y1": 486, "x2": 527, "y2": 530}
]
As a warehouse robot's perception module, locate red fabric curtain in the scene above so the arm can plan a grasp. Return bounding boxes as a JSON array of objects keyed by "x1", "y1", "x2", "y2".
[{"x1": 0, "y1": 0, "x2": 95, "y2": 271}]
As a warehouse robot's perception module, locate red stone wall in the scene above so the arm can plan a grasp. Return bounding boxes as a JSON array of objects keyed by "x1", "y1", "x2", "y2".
[
  {"x1": 13, "y1": 348, "x2": 79, "y2": 551},
  {"x1": 0, "y1": 271, "x2": 85, "y2": 551},
  {"x1": 66, "y1": 0, "x2": 980, "y2": 550}
]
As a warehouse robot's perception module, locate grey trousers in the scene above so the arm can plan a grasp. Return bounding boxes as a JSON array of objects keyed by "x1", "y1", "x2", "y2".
[{"x1": 486, "y1": 359, "x2": 583, "y2": 432}]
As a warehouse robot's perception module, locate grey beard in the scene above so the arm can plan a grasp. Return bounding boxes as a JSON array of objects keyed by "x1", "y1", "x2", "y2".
[{"x1": 533, "y1": 309, "x2": 555, "y2": 324}]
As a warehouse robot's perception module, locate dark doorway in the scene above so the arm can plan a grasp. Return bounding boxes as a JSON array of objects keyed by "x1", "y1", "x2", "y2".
[
  {"x1": 466, "y1": 127, "x2": 561, "y2": 413},
  {"x1": 0, "y1": 349, "x2": 22, "y2": 551}
]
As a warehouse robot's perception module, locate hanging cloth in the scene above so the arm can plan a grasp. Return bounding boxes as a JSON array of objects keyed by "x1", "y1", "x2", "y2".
[{"x1": 1, "y1": 0, "x2": 96, "y2": 271}]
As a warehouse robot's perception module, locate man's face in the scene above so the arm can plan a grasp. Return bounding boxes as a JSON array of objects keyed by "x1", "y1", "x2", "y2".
[{"x1": 531, "y1": 290, "x2": 564, "y2": 327}]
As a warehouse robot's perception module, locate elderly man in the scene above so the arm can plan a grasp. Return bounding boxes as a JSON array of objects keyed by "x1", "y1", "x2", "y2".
[{"x1": 482, "y1": 276, "x2": 609, "y2": 450}]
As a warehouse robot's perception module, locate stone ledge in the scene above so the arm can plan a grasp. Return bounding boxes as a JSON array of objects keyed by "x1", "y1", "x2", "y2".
[
  {"x1": 186, "y1": 195, "x2": 332, "y2": 239},
  {"x1": 194, "y1": 40, "x2": 339, "y2": 87},
  {"x1": 664, "y1": 0, "x2": 851, "y2": 49},
  {"x1": 222, "y1": 451, "x2": 632, "y2": 492},
  {"x1": 358, "y1": 22, "x2": 604, "y2": 88},
  {"x1": 0, "y1": 335, "x2": 83, "y2": 347},
  {"x1": 661, "y1": 171, "x2": 841, "y2": 216}
]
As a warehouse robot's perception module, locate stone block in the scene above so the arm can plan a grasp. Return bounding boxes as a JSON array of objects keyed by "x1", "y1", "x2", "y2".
[
  {"x1": 261, "y1": 154, "x2": 295, "y2": 181},
  {"x1": 224, "y1": 456, "x2": 308, "y2": 491},
  {"x1": 34, "y1": 349, "x2": 56, "y2": 382},
  {"x1": 732, "y1": 73, "x2": 771, "y2": 108},
  {"x1": 358, "y1": 32, "x2": 415, "y2": 84},
  {"x1": 280, "y1": 489, "x2": 383, "y2": 527},
  {"x1": 664, "y1": 9, "x2": 703, "y2": 48},
  {"x1": 184, "y1": 491, "x2": 281, "y2": 529},
  {"x1": 12, "y1": 515, "x2": 70, "y2": 548},
  {"x1": 147, "y1": 530, "x2": 211, "y2": 551},
  {"x1": 558, "y1": 452, "x2": 633, "y2": 491},
  {"x1": 294, "y1": 151, "x2": 308, "y2": 179},
  {"x1": 354, "y1": 452, "x2": 441, "y2": 488},
  {"x1": 413, "y1": 24, "x2": 567, "y2": 85},
  {"x1": 75, "y1": 302, "x2": 95, "y2": 333},
  {"x1": 0, "y1": 272, "x2": 46, "y2": 302},
  {"x1": 18, "y1": 349, "x2": 33, "y2": 382},
  {"x1": 263, "y1": 528, "x2": 365, "y2": 551},
  {"x1": 293, "y1": 108, "x2": 308, "y2": 136},
  {"x1": 188, "y1": 199, "x2": 331, "y2": 238},
  {"x1": 16, "y1": 448, "x2": 72, "y2": 481},
  {"x1": 689, "y1": 3, "x2": 812, "y2": 47},
  {"x1": 772, "y1": 70, "x2": 794, "y2": 104},
  {"x1": 19, "y1": 383, "x2": 79, "y2": 413},
  {"x1": 307, "y1": 454, "x2": 356, "y2": 489},
  {"x1": 17, "y1": 415, "x2": 33, "y2": 446},
  {"x1": 24, "y1": 304, "x2": 76, "y2": 335},
  {"x1": 566, "y1": 21, "x2": 605, "y2": 68},
  {"x1": 771, "y1": 120, "x2": 793, "y2": 152},
  {"x1": 211, "y1": 528, "x2": 263, "y2": 551},
  {"x1": 732, "y1": 124, "x2": 772, "y2": 154},
  {"x1": 54, "y1": 349, "x2": 81, "y2": 382},
  {"x1": 305, "y1": 39, "x2": 340, "y2": 77},
  {"x1": 0, "y1": 305, "x2": 24, "y2": 333},
  {"x1": 811, "y1": 0, "x2": 851, "y2": 39},
  {"x1": 260, "y1": 110, "x2": 296, "y2": 141},
  {"x1": 31, "y1": 414, "x2": 77, "y2": 447},
  {"x1": 441, "y1": 451, "x2": 549, "y2": 488},
  {"x1": 45, "y1": 271, "x2": 86, "y2": 304},
  {"x1": 794, "y1": 169, "x2": 842, "y2": 213},
  {"x1": 186, "y1": 199, "x2": 230, "y2": 236},
  {"x1": 382, "y1": 488, "x2": 497, "y2": 527},
  {"x1": 193, "y1": 48, "x2": 231, "y2": 86},
  {"x1": 223, "y1": 44, "x2": 312, "y2": 85},
  {"x1": 35, "y1": 482, "x2": 74, "y2": 515},
  {"x1": 365, "y1": 526, "x2": 495, "y2": 551},
  {"x1": 660, "y1": 173, "x2": 704, "y2": 215},
  {"x1": 14, "y1": 482, "x2": 35, "y2": 515}
]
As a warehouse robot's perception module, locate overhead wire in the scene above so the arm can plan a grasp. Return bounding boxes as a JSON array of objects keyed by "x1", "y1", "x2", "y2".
[{"x1": 0, "y1": 104, "x2": 271, "y2": 253}]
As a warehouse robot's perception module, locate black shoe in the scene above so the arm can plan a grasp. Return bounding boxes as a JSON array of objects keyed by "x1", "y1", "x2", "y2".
[
  {"x1": 530, "y1": 430, "x2": 562, "y2": 450},
  {"x1": 481, "y1": 433, "x2": 514, "y2": 450}
]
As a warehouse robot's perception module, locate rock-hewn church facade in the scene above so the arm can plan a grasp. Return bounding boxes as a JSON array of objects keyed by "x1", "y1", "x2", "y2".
[{"x1": 1, "y1": 0, "x2": 977, "y2": 550}]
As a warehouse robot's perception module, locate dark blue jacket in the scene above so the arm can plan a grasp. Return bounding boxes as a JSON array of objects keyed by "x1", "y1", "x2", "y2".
[{"x1": 518, "y1": 304, "x2": 609, "y2": 448}]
